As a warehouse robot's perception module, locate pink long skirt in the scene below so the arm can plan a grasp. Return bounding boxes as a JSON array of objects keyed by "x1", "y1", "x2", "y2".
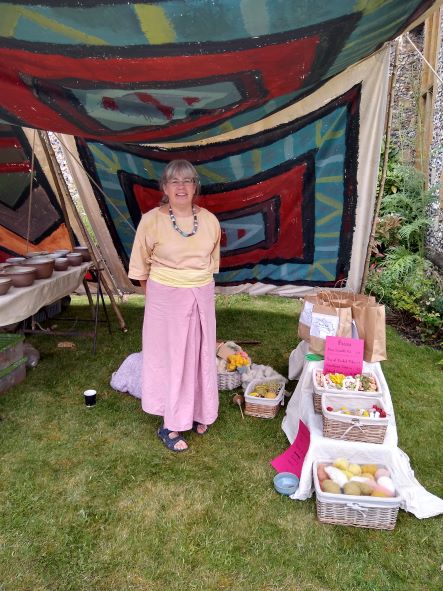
[{"x1": 141, "y1": 278, "x2": 218, "y2": 432}]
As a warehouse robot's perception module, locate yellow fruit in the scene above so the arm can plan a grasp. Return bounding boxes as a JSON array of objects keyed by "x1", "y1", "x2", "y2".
[
  {"x1": 348, "y1": 463, "x2": 362, "y2": 476},
  {"x1": 264, "y1": 392, "x2": 277, "y2": 399},
  {"x1": 333, "y1": 458, "x2": 349, "y2": 471},
  {"x1": 248, "y1": 392, "x2": 259, "y2": 397},
  {"x1": 361, "y1": 464, "x2": 378, "y2": 476}
]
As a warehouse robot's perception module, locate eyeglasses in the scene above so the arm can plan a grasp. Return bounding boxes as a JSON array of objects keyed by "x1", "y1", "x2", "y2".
[{"x1": 168, "y1": 178, "x2": 196, "y2": 186}]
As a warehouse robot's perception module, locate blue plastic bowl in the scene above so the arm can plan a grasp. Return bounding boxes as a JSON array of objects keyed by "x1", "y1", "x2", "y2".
[{"x1": 273, "y1": 472, "x2": 300, "y2": 496}]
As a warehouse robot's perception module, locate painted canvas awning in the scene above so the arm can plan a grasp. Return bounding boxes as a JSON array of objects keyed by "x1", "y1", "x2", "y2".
[{"x1": 0, "y1": 1, "x2": 441, "y2": 294}]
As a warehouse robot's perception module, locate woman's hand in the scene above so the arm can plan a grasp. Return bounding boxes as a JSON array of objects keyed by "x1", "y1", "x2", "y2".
[{"x1": 140, "y1": 279, "x2": 147, "y2": 295}]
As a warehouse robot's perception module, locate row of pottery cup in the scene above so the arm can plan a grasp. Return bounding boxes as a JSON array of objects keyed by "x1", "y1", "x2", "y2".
[{"x1": 0, "y1": 246, "x2": 91, "y2": 293}]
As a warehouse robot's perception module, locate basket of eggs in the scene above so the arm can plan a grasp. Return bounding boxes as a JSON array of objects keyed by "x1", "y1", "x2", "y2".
[
  {"x1": 244, "y1": 378, "x2": 285, "y2": 419},
  {"x1": 313, "y1": 458, "x2": 401, "y2": 530},
  {"x1": 312, "y1": 368, "x2": 381, "y2": 414},
  {"x1": 321, "y1": 394, "x2": 388, "y2": 444}
]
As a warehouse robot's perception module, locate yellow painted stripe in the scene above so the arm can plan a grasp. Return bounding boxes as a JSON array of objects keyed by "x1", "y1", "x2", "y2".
[
  {"x1": 354, "y1": 0, "x2": 393, "y2": 16},
  {"x1": 89, "y1": 146, "x2": 120, "y2": 173},
  {"x1": 316, "y1": 232, "x2": 340, "y2": 238},
  {"x1": 20, "y1": 7, "x2": 107, "y2": 44},
  {"x1": 307, "y1": 260, "x2": 336, "y2": 281},
  {"x1": 315, "y1": 118, "x2": 345, "y2": 148},
  {"x1": 197, "y1": 165, "x2": 227, "y2": 183},
  {"x1": 220, "y1": 121, "x2": 235, "y2": 134},
  {"x1": 316, "y1": 191, "x2": 342, "y2": 209},
  {"x1": 252, "y1": 149, "x2": 261, "y2": 174},
  {"x1": 143, "y1": 159, "x2": 156, "y2": 179},
  {"x1": 134, "y1": 4, "x2": 176, "y2": 44},
  {"x1": 0, "y1": 6, "x2": 21, "y2": 36},
  {"x1": 316, "y1": 210, "x2": 342, "y2": 226},
  {"x1": 316, "y1": 175, "x2": 343, "y2": 184}
]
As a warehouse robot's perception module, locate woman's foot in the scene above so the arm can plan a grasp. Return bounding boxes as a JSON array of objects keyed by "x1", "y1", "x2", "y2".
[
  {"x1": 157, "y1": 426, "x2": 188, "y2": 451},
  {"x1": 192, "y1": 421, "x2": 209, "y2": 435}
]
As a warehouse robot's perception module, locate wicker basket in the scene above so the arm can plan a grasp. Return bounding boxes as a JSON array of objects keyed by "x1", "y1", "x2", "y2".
[
  {"x1": 313, "y1": 460, "x2": 400, "y2": 530},
  {"x1": 217, "y1": 370, "x2": 242, "y2": 390},
  {"x1": 312, "y1": 368, "x2": 382, "y2": 414},
  {"x1": 321, "y1": 394, "x2": 388, "y2": 444},
  {"x1": 244, "y1": 378, "x2": 285, "y2": 419}
]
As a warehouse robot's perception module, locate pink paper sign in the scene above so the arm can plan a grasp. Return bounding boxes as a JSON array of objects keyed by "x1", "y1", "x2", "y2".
[
  {"x1": 324, "y1": 335, "x2": 364, "y2": 376},
  {"x1": 270, "y1": 420, "x2": 310, "y2": 477}
]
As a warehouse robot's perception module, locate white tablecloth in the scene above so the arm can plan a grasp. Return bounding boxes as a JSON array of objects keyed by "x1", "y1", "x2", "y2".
[
  {"x1": 0, "y1": 262, "x2": 90, "y2": 327},
  {"x1": 281, "y1": 341, "x2": 443, "y2": 518}
]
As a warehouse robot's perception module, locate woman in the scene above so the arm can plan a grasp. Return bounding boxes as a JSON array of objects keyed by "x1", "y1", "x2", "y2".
[{"x1": 128, "y1": 160, "x2": 221, "y2": 451}]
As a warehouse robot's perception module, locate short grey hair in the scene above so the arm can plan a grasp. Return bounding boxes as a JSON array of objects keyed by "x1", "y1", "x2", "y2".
[{"x1": 159, "y1": 159, "x2": 201, "y2": 203}]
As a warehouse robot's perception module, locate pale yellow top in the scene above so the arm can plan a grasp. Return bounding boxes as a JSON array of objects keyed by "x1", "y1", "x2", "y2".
[{"x1": 128, "y1": 207, "x2": 221, "y2": 287}]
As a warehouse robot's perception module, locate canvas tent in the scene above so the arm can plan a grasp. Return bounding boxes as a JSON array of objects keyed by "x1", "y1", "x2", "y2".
[{"x1": 1, "y1": 0, "x2": 442, "y2": 296}]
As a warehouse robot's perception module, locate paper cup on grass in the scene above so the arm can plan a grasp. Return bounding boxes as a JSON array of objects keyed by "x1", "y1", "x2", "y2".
[{"x1": 84, "y1": 389, "x2": 97, "y2": 407}]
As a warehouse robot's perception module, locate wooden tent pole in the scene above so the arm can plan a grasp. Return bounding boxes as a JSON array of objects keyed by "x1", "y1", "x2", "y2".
[
  {"x1": 360, "y1": 39, "x2": 400, "y2": 293},
  {"x1": 38, "y1": 131, "x2": 128, "y2": 332}
]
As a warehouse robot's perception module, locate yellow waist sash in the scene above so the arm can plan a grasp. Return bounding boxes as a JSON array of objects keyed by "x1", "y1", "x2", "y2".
[{"x1": 149, "y1": 267, "x2": 213, "y2": 288}]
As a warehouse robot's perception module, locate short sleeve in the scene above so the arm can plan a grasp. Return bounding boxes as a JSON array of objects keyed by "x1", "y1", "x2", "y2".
[
  {"x1": 128, "y1": 214, "x2": 154, "y2": 280},
  {"x1": 211, "y1": 216, "x2": 221, "y2": 274}
]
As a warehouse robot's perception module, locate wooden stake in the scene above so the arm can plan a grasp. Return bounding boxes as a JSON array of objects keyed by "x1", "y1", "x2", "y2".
[{"x1": 37, "y1": 131, "x2": 128, "y2": 332}]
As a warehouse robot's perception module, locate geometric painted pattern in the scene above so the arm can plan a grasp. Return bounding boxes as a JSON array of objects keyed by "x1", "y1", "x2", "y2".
[
  {"x1": 0, "y1": 0, "x2": 433, "y2": 142},
  {"x1": 77, "y1": 86, "x2": 360, "y2": 286}
]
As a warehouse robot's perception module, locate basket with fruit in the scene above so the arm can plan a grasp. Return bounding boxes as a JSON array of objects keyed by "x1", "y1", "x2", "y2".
[
  {"x1": 321, "y1": 394, "x2": 388, "y2": 444},
  {"x1": 244, "y1": 379, "x2": 285, "y2": 419},
  {"x1": 313, "y1": 458, "x2": 401, "y2": 530}
]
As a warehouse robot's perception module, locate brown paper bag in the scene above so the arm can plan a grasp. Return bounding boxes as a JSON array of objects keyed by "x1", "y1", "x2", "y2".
[
  {"x1": 308, "y1": 302, "x2": 353, "y2": 355},
  {"x1": 297, "y1": 295, "x2": 319, "y2": 343},
  {"x1": 352, "y1": 301, "x2": 387, "y2": 362},
  {"x1": 319, "y1": 289, "x2": 376, "y2": 305}
]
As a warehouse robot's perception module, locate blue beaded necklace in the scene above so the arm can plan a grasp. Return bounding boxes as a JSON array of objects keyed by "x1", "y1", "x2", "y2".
[{"x1": 168, "y1": 205, "x2": 199, "y2": 237}]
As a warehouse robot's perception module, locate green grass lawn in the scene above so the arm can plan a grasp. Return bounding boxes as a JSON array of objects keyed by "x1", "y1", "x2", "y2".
[{"x1": 0, "y1": 294, "x2": 442, "y2": 591}]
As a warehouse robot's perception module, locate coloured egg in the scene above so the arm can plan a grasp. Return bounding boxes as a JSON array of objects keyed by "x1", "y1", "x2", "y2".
[
  {"x1": 375, "y1": 468, "x2": 390, "y2": 480},
  {"x1": 377, "y1": 476, "x2": 396, "y2": 494},
  {"x1": 317, "y1": 463, "x2": 328, "y2": 482},
  {"x1": 325, "y1": 466, "x2": 348, "y2": 488}
]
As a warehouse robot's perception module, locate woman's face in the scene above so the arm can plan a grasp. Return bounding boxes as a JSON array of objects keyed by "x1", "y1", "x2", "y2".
[{"x1": 163, "y1": 173, "x2": 196, "y2": 210}]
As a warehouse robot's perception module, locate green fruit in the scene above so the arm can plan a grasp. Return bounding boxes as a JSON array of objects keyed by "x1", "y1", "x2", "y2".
[
  {"x1": 321, "y1": 479, "x2": 341, "y2": 494},
  {"x1": 359, "y1": 482, "x2": 374, "y2": 496},
  {"x1": 343, "y1": 482, "x2": 361, "y2": 496}
]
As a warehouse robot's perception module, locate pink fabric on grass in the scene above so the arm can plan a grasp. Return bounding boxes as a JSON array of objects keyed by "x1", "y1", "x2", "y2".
[{"x1": 142, "y1": 278, "x2": 218, "y2": 432}]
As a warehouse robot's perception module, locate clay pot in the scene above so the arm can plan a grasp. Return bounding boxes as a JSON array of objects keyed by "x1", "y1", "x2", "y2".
[
  {"x1": 24, "y1": 251, "x2": 49, "y2": 258},
  {"x1": 54, "y1": 257, "x2": 69, "y2": 271},
  {"x1": 73, "y1": 246, "x2": 91, "y2": 262},
  {"x1": 53, "y1": 249, "x2": 70, "y2": 257},
  {"x1": 0, "y1": 265, "x2": 36, "y2": 287},
  {"x1": 22, "y1": 256, "x2": 55, "y2": 279},
  {"x1": 0, "y1": 277, "x2": 12, "y2": 295},
  {"x1": 5, "y1": 257, "x2": 26, "y2": 264},
  {"x1": 66, "y1": 252, "x2": 83, "y2": 267}
]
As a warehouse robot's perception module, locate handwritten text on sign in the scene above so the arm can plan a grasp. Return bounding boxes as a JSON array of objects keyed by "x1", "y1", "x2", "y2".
[{"x1": 324, "y1": 335, "x2": 364, "y2": 375}]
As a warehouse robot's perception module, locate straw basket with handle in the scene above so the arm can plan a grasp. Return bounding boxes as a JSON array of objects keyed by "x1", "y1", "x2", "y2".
[
  {"x1": 321, "y1": 393, "x2": 388, "y2": 444},
  {"x1": 244, "y1": 378, "x2": 285, "y2": 419},
  {"x1": 217, "y1": 370, "x2": 242, "y2": 390},
  {"x1": 313, "y1": 460, "x2": 401, "y2": 530}
]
